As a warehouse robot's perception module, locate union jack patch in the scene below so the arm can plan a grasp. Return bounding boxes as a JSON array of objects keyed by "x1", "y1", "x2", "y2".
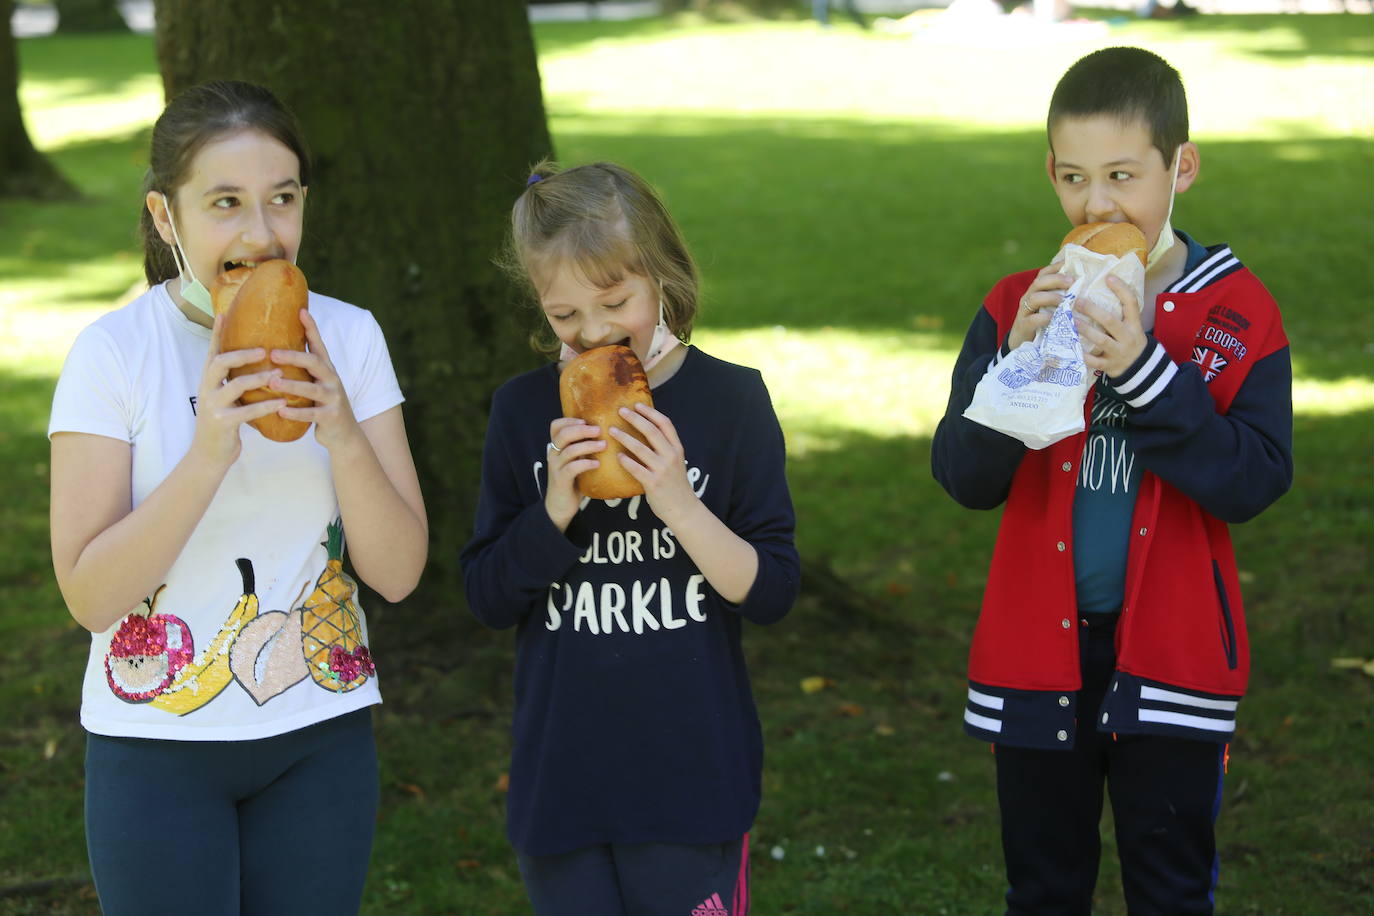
[{"x1": 1192, "y1": 346, "x2": 1228, "y2": 382}]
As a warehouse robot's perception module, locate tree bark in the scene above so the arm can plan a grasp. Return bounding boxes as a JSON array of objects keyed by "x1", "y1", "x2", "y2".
[
  {"x1": 154, "y1": 0, "x2": 553, "y2": 618},
  {"x1": 2, "y1": 0, "x2": 78, "y2": 199},
  {"x1": 55, "y1": 0, "x2": 128, "y2": 32}
]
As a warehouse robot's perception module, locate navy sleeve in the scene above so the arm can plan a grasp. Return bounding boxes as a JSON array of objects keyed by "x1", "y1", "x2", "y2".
[
  {"x1": 722, "y1": 374, "x2": 799, "y2": 626},
  {"x1": 1108, "y1": 339, "x2": 1294, "y2": 523},
  {"x1": 459, "y1": 387, "x2": 584, "y2": 630},
  {"x1": 931, "y1": 307, "x2": 1028, "y2": 510}
]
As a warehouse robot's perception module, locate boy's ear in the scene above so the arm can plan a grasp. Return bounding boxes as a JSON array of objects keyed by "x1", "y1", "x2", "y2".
[
  {"x1": 1174, "y1": 142, "x2": 1200, "y2": 194},
  {"x1": 1045, "y1": 150, "x2": 1057, "y2": 184}
]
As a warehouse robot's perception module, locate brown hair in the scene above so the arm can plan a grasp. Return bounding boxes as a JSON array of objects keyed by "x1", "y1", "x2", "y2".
[
  {"x1": 139, "y1": 81, "x2": 311, "y2": 286},
  {"x1": 502, "y1": 161, "x2": 699, "y2": 357}
]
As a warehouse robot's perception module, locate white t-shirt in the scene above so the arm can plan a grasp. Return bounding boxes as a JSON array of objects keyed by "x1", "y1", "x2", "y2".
[{"x1": 49, "y1": 282, "x2": 403, "y2": 741}]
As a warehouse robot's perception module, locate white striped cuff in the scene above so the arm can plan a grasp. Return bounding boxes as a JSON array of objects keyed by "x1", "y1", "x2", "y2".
[{"x1": 1110, "y1": 340, "x2": 1177, "y2": 408}]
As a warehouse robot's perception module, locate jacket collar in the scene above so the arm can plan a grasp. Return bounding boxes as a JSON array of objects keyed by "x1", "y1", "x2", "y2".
[{"x1": 1167, "y1": 231, "x2": 1244, "y2": 295}]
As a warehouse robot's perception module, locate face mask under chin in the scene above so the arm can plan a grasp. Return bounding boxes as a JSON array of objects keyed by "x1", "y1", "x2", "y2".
[
  {"x1": 1145, "y1": 145, "x2": 1184, "y2": 271},
  {"x1": 161, "y1": 194, "x2": 214, "y2": 318},
  {"x1": 558, "y1": 299, "x2": 681, "y2": 372},
  {"x1": 158, "y1": 193, "x2": 301, "y2": 319}
]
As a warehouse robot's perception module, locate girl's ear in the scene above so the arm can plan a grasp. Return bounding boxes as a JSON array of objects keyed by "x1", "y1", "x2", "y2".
[
  {"x1": 1174, "y1": 142, "x2": 1200, "y2": 195},
  {"x1": 146, "y1": 191, "x2": 174, "y2": 246}
]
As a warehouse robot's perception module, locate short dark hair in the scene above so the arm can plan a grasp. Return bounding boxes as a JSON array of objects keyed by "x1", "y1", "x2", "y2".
[
  {"x1": 140, "y1": 81, "x2": 311, "y2": 285},
  {"x1": 1048, "y1": 47, "x2": 1188, "y2": 167}
]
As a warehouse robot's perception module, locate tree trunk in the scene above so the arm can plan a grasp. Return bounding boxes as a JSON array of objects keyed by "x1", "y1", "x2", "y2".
[
  {"x1": 154, "y1": 0, "x2": 553, "y2": 623},
  {"x1": 2, "y1": 0, "x2": 78, "y2": 199},
  {"x1": 55, "y1": 0, "x2": 128, "y2": 32}
]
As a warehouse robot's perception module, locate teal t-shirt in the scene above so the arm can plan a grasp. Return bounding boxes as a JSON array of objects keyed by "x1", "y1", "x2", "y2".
[
  {"x1": 1071, "y1": 231, "x2": 1209, "y2": 613},
  {"x1": 1072, "y1": 380, "x2": 1143, "y2": 613}
]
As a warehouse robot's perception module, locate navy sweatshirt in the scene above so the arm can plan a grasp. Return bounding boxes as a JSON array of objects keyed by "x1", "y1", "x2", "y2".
[{"x1": 460, "y1": 347, "x2": 799, "y2": 856}]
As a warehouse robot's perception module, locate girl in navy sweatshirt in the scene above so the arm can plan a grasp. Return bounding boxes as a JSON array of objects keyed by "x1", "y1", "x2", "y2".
[{"x1": 460, "y1": 161, "x2": 798, "y2": 916}]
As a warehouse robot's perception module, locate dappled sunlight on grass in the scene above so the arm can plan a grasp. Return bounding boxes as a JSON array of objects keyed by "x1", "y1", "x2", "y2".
[
  {"x1": 6, "y1": 20, "x2": 1374, "y2": 913},
  {"x1": 0, "y1": 304, "x2": 121, "y2": 378},
  {"x1": 1, "y1": 250, "x2": 144, "y2": 312},
  {"x1": 694, "y1": 326, "x2": 958, "y2": 453},
  {"x1": 539, "y1": 19, "x2": 1374, "y2": 139},
  {"x1": 21, "y1": 74, "x2": 162, "y2": 150},
  {"x1": 694, "y1": 327, "x2": 1371, "y2": 458},
  {"x1": 1292, "y1": 375, "x2": 1374, "y2": 417}
]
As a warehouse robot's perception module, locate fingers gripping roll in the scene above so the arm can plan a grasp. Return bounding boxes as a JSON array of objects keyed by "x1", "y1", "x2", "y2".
[
  {"x1": 214, "y1": 259, "x2": 313, "y2": 442},
  {"x1": 559, "y1": 345, "x2": 654, "y2": 500},
  {"x1": 1061, "y1": 222, "x2": 1147, "y2": 266}
]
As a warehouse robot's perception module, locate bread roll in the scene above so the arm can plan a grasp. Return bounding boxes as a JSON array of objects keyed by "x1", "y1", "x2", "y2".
[
  {"x1": 1062, "y1": 222, "x2": 1147, "y2": 266},
  {"x1": 558, "y1": 345, "x2": 654, "y2": 500},
  {"x1": 212, "y1": 267, "x2": 251, "y2": 318},
  {"x1": 215, "y1": 259, "x2": 313, "y2": 442}
]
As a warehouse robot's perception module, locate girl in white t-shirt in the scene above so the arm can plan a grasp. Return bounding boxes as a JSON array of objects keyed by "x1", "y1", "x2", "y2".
[{"x1": 48, "y1": 81, "x2": 427, "y2": 915}]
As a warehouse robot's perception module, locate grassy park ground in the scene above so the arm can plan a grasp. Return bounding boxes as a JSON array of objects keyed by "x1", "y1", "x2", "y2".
[{"x1": 3, "y1": 11, "x2": 1373, "y2": 914}]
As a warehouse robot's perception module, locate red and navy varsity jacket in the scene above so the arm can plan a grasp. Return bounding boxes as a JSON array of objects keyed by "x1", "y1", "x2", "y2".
[{"x1": 932, "y1": 238, "x2": 1293, "y2": 749}]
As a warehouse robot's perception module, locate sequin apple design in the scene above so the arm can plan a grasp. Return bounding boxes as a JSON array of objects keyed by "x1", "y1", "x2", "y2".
[{"x1": 104, "y1": 586, "x2": 194, "y2": 703}]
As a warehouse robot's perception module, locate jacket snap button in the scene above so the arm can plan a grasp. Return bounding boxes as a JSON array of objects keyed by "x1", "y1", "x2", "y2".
[
  {"x1": 1061, "y1": 461, "x2": 1072, "y2": 472},
  {"x1": 1059, "y1": 696, "x2": 1070, "y2": 707},
  {"x1": 1102, "y1": 712, "x2": 1110, "y2": 724},
  {"x1": 1163, "y1": 301, "x2": 1176, "y2": 312},
  {"x1": 1056, "y1": 730, "x2": 1068, "y2": 741},
  {"x1": 1061, "y1": 618, "x2": 1071, "y2": 629},
  {"x1": 1138, "y1": 527, "x2": 1148, "y2": 536},
  {"x1": 1057, "y1": 541, "x2": 1066, "y2": 552}
]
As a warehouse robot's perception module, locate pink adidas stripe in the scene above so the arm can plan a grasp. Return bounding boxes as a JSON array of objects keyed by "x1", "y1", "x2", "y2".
[{"x1": 733, "y1": 832, "x2": 750, "y2": 915}]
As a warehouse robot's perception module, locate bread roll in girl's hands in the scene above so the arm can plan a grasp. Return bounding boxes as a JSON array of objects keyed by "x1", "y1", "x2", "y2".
[
  {"x1": 213, "y1": 259, "x2": 314, "y2": 442},
  {"x1": 559, "y1": 345, "x2": 654, "y2": 500},
  {"x1": 1062, "y1": 222, "x2": 1147, "y2": 267}
]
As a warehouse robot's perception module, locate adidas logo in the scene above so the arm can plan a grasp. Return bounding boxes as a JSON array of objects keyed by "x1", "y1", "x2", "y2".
[{"x1": 691, "y1": 892, "x2": 728, "y2": 916}]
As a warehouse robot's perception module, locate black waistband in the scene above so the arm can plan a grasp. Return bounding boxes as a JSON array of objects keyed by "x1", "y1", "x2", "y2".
[{"x1": 1079, "y1": 611, "x2": 1120, "y2": 635}]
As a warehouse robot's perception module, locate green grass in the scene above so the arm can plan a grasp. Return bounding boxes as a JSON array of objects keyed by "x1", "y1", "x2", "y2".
[{"x1": 4, "y1": 13, "x2": 1373, "y2": 914}]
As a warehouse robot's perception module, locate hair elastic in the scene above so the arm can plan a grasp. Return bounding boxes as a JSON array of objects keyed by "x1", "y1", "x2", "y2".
[{"x1": 526, "y1": 174, "x2": 543, "y2": 187}]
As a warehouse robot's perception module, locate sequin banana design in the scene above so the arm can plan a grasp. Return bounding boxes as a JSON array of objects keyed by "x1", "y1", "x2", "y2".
[{"x1": 150, "y1": 559, "x2": 258, "y2": 715}]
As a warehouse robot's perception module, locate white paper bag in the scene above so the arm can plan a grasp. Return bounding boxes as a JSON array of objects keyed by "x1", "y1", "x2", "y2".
[{"x1": 962, "y1": 244, "x2": 1145, "y2": 450}]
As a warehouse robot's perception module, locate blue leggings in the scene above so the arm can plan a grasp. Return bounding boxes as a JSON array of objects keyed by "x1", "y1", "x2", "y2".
[
  {"x1": 85, "y1": 708, "x2": 378, "y2": 916},
  {"x1": 518, "y1": 834, "x2": 751, "y2": 916}
]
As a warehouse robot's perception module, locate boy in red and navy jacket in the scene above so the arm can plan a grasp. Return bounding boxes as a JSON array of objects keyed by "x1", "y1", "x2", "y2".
[{"x1": 932, "y1": 47, "x2": 1292, "y2": 914}]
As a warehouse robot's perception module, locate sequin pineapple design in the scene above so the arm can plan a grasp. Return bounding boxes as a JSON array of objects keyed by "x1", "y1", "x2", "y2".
[{"x1": 300, "y1": 519, "x2": 375, "y2": 692}]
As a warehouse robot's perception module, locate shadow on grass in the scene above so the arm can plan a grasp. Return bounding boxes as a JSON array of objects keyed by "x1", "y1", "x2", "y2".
[{"x1": 1, "y1": 128, "x2": 150, "y2": 309}]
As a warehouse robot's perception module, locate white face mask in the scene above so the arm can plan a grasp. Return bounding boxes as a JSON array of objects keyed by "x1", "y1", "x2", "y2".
[
  {"x1": 1145, "y1": 145, "x2": 1183, "y2": 271},
  {"x1": 559, "y1": 297, "x2": 682, "y2": 373},
  {"x1": 161, "y1": 193, "x2": 215, "y2": 318}
]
